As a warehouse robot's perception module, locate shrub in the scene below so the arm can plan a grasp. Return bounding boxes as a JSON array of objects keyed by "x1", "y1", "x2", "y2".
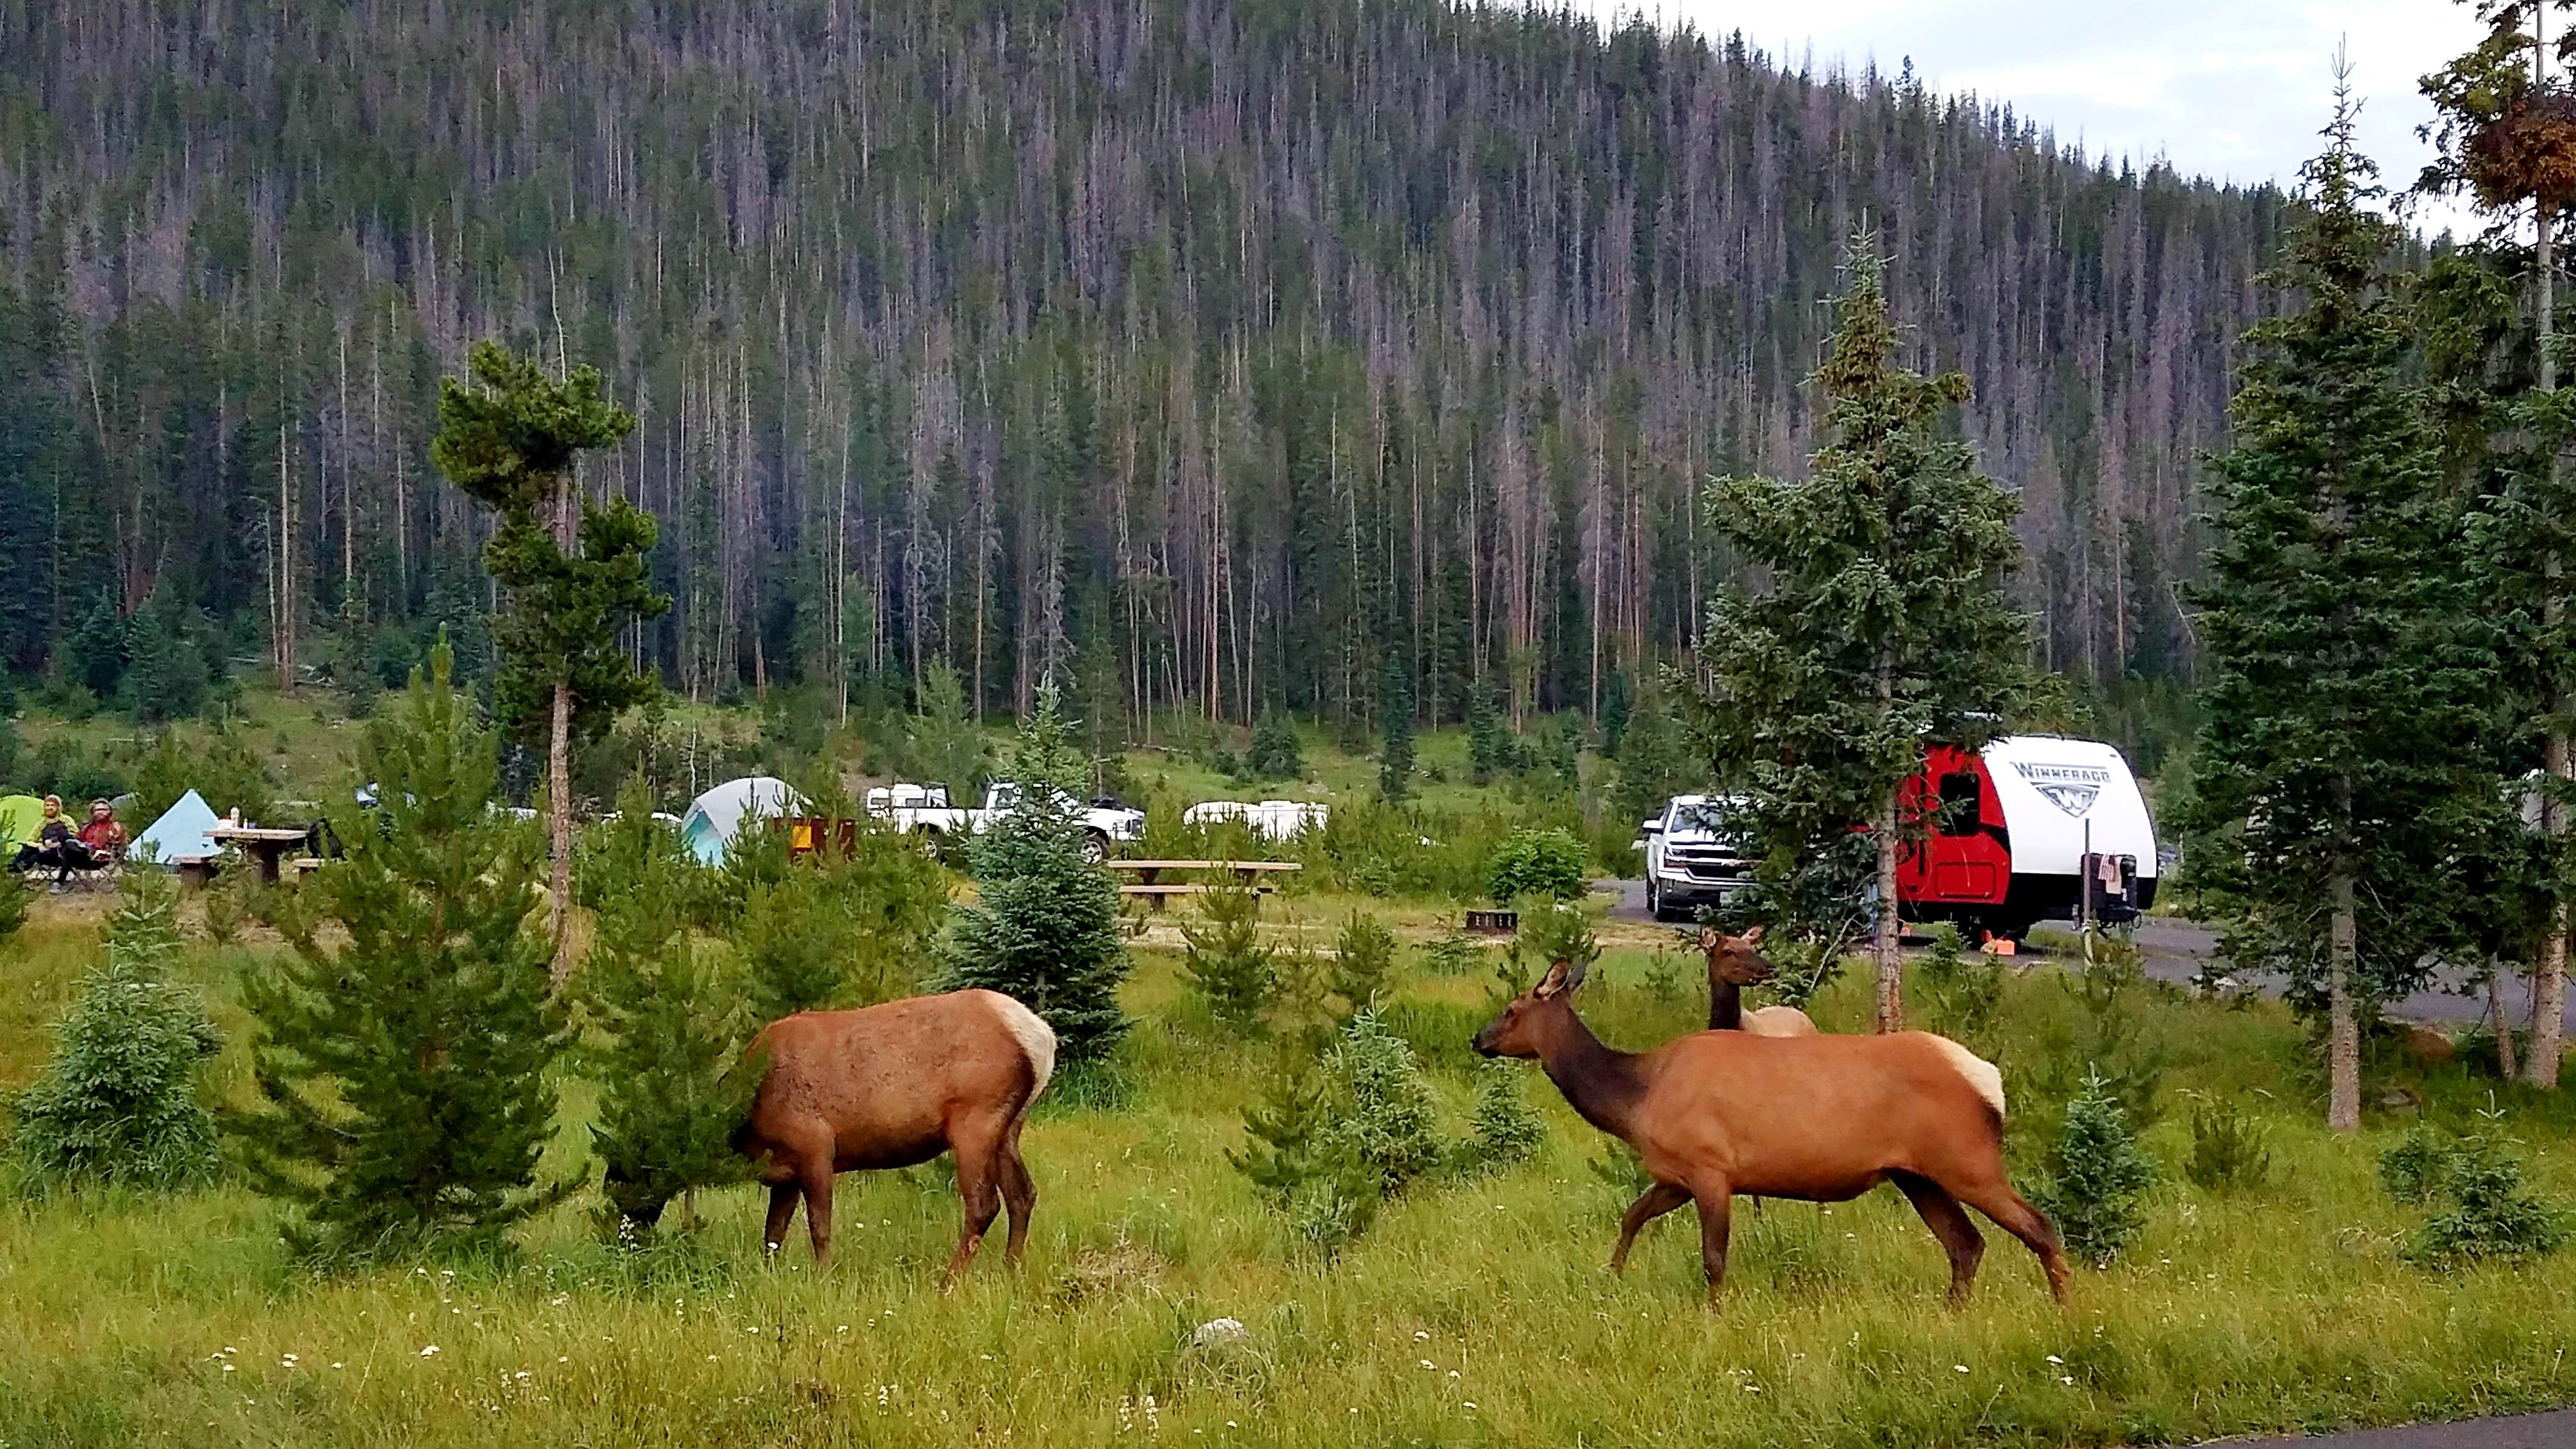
[
  {"x1": 0, "y1": 866, "x2": 26, "y2": 944},
  {"x1": 2382, "y1": 1116, "x2": 2572, "y2": 1267},
  {"x1": 1486, "y1": 827, "x2": 1588, "y2": 903},
  {"x1": 2034, "y1": 1071, "x2": 2158, "y2": 1268},
  {"x1": 937, "y1": 682, "x2": 1131, "y2": 1060},
  {"x1": 232, "y1": 644, "x2": 571, "y2": 1257},
  {"x1": 11, "y1": 869, "x2": 222, "y2": 1193},
  {"x1": 2379, "y1": 1126, "x2": 2457, "y2": 1204},
  {"x1": 1328, "y1": 910, "x2": 1397, "y2": 1019},
  {"x1": 1914, "y1": 923, "x2": 2004, "y2": 1043},
  {"x1": 736, "y1": 866, "x2": 855, "y2": 1022},
  {"x1": 2183, "y1": 1092, "x2": 2273, "y2": 1193},
  {"x1": 1460, "y1": 1059, "x2": 1545, "y2": 1172},
  {"x1": 1182, "y1": 883, "x2": 1276, "y2": 1036}
]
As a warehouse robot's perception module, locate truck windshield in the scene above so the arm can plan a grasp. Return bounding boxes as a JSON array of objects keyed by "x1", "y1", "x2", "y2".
[{"x1": 1668, "y1": 803, "x2": 1740, "y2": 838}]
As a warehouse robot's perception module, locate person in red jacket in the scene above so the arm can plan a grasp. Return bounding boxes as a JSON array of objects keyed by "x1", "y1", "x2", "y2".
[{"x1": 76, "y1": 799, "x2": 125, "y2": 863}]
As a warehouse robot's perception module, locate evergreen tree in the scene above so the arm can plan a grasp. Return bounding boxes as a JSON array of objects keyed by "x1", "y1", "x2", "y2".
[
  {"x1": 1462, "y1": 1057, "x2": 1545, "y2": 1172},
  {"x1": 433, "y1": 341, "x2": 670, "y2": 984},
  {"x1": 125, "y1": 591, "x2": 206, "y2": 723},
  {"x1": 1378, "y1": 647, "x2": 1415, "y2": 803},
  {"x1": 2420, "y1": 6, "x2": 2576, "y2": 1087},
  {"x1": 1693, "y1": 235, "x2": 2031, "y2": 1031},
  {"x1": 937, "y1": 681, "x2": 1130, "y2": 1059},
  {"x1": 1248, "y1": 711, "x2": 1304, "y2": 781},
  {"x1": 1609, "y1": 680, "x2": 1701, "y2": 838},
  {"x1": 11, "y1": 868, "x2": 222, "y2": 1193},
  {"x1": 234, "y1": 642, "x2": 571, "y2": 1256},
  {"x1": 1328, "y1": 910, "x2": 1398, "y2": 1020},
  {"x1": 63, "y1": 592, "x2": 126, "y2": 700},
  {"x1": 1181, "y1": 882, "x2": 1276, "y2": 1036},
  {"x1": 735, "y1": 864, "x2": 858, "y2": 1023},
  {"x1": 2034, "y1": 1071, "x2": 2158, "y2": 1269},
  {"x1": 583, "y1": 776, "x2": 760, "y2": 1238},
  {"x1": 908, "y1": 659, "x2": 988, "y2": 797},
  {"x1": 1600, "y1": 666, "x2": 1632, "y2": 758},
  {"x1": 2186, "y1": 80, "x2": 2497, "y2": 1130},
  {"x1": 1467, "y1": 683, "x2": 1508, "y2": 786}
]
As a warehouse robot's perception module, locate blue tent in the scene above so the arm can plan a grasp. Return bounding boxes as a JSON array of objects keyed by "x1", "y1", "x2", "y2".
[
  {"x1": 135, "y1": 788, "x2": 222, "y2": 865},
  {"x1": 678, "y1": 776, "x2": 804, "y2": 864}
]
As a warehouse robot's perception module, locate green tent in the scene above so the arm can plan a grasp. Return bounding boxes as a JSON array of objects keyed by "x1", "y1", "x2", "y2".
[{"x1": 0, "y1": 794, "x2": 43, "y2": 851}]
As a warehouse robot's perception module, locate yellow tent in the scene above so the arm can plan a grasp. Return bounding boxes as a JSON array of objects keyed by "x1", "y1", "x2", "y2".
[{"x1": 0, "y1": 795, "x2": 43, "y2": 851}]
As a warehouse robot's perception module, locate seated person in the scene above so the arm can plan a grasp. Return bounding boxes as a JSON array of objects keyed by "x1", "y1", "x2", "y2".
[
  {"x1": 10, "y1": 795, "x2": 95, "y2": 890},
  {"x1": 77, "y1": 799, "x2": 125, "y2": 864}
]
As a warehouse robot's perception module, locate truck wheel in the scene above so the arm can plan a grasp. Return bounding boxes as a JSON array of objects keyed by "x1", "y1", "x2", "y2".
[
  {"x1": 917, "y1": 827, "x2": 951, "y2": 864},
  {"x1": 1081, "y1": 830, "x2": 1110, "y2": 865},
  {"x1": 1646, "y1": 877, "x2": 1673, "y2": 923}
]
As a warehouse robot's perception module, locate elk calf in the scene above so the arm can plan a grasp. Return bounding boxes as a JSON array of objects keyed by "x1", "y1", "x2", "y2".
[
  {"x1": 1476, "y1": 958, "x2": 2068, "y2": 1305},
  {"x1": 739, "y1": 989, "x2": 1055, "y2": 1286}
]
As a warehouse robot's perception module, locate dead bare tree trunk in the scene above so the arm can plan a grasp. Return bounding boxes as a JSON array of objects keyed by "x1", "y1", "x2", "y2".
[
  {"x1": 1874, "y1": 655, "x2": 1903, "y2": 1033},
  {"x1": 2492, "y1": 964, "x2": 2522, "y2": 1080}
]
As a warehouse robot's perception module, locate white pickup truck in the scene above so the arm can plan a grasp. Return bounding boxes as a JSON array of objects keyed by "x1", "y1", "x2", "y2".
[
  {"x1": 1639, "y1": 793, "x2": 1758, "y2": 922},
  {"x1": 863, "y1": 781, "x2": 1146, "y2": 863}
]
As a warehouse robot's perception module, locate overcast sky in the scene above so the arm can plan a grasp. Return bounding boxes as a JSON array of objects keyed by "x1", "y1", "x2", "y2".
[{"x1": 1584, "y1": 1, "x2": 2501, "y2": 236}]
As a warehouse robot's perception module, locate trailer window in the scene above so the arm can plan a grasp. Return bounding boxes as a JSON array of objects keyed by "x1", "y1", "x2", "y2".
[{"x1": 1938, "y1": 772, "x2": 1982, "y2": 836}]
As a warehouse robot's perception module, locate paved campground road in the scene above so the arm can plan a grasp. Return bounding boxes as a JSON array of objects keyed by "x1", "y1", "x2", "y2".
[
  {"x1": 2212, "y1": 1409, "x2": 2576, "y2": 1447},
  {"x1": 1597, "y1": 882, "x2": 2569, "y2": 1032}
]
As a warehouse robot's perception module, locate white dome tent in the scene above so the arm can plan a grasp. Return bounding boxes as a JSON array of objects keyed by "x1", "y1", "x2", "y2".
[{"x1": 678, "y1": 776, "x2": 807, "y2": 864}]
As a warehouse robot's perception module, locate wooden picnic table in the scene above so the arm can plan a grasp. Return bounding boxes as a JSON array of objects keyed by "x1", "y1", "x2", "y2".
[
  {"x1": 1106, "y1": 859, "x2": 1301, "y2": 886},
  {"x1": 205, "y1": 825, "x2": 316, "y2": 884},
  {"x1": 1106, "y1": 859, "x2": 1300, "y2": 912}
]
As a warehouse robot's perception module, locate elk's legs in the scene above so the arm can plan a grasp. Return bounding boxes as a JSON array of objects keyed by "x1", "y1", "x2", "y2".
[
  {"x1": 797, "y1": 1154, "x2": 837, "y2": 1267},
  {"x1": 1692, "y1": 1179, "x2": 1735, "y2": 1301},
  {"x1": 997, "y1": 1131, "x2": 1038, "y2": 1267},
  {"x1": 761, "y1": 1181, "x2": 800, "y2": 1254},
  {"x1": 1954, "y1": 1179, "x2": 2073, "y2": 1305},
  {"x1": 943, "y1": 1125, "x2": 1008, "y2": 1289},
  {"x1": 1610, "y1": 1183, "x2": 1690, "y2": 1275},
  {"x1": 1892, "y1": 1170, "x2": 1986, "y2": 1307}
]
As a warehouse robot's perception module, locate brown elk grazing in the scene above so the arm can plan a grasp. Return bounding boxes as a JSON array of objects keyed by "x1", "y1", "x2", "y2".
[
  {"x1": 1474, "y1": 958, "x2": 2069, "y2": 1305},
  {"x1": 1698, "y1": 924, "x2": 1818, "y2": 1037},
  {"x1": 737, "y1": 989, "x2": 1055, "y2": 1287}
]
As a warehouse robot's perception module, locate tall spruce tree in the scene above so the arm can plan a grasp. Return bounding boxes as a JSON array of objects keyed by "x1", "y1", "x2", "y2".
[
  {"x1": 936, "y1": 681, "x2": 1131, "y2": 1059},
  {"x1": 433, "y1": 341, "x2": 669, "y2": 985},
  {"x1": 234, "y1": 641, "x2": 572, "y2": 1255},
  {"x1": 1693, "y1": 236, "x2": 2030, "y2": 1031},
  {"x1": 2420, "y1": 3, "x2": 2576, "y2": 1085},
  {"x1": 1378, "y1": 647, "x2": 1416, "y2": 803},
  {"x1": 2187, "y1": 79, "x2": 2498, "y2": 1130}
]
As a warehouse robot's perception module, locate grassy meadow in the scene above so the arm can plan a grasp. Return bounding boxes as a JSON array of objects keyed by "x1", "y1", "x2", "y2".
[{"x1": 6, "y1": 887, "x2": 2576, "y2": 1448}]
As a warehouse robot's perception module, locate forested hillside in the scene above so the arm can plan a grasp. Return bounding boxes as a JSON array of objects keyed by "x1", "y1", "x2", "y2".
[{"x1": 0, "y1": 0, "x2": 2284, "y2": 732}]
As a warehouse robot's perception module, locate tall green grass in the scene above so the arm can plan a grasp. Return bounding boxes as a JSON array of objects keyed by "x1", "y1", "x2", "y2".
[{"x1": 5, "y1": 911, "x2": 2576, "y2": 1446}]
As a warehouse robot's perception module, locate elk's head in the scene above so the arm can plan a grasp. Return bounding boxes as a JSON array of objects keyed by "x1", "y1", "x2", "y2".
[
  {"x1": 1698, "y1": 924, "x2": 1775, "y2": 987},
  {"x1": 1473, "y1": 957, "x2": 1586, "y2": 1057}
]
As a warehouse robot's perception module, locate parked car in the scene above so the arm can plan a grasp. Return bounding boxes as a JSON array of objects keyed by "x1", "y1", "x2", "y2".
[{"x1": 864, "y1": 781, "x2": 1145, "y2": 863}]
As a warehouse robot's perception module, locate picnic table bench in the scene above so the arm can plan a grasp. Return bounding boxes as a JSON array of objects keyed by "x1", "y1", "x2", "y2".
[
  {"x1": 1107, "y1": 859, "x2": 1300, "y2": 912},
  {"x1": 205, "y1": 825, "x2": 319, "y2": 884}
]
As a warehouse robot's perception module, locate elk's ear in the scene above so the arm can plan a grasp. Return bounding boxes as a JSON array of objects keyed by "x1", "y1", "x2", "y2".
[
  {"x1": 1740, "y1": 924, "x2": 1765, "y2": 946},
  {"x1": 1563, "y1": 956, "x2": 1591, "y2": 993},
  {"x1": 1533, "y1": 958, "x2": 1574, "y2": 999},
  {"x1": 1697, "y1": 924, "x2": 1719, "y2": 949}
]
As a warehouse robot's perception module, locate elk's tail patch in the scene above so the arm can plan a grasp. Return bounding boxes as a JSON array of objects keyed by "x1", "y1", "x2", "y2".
[
  {"x1": 983, "y1": 992, "x2": 1058, "y2": 1104},
  {"x1": 1929, "y1": 1035, "x2": 2007, "y2": 1120}
]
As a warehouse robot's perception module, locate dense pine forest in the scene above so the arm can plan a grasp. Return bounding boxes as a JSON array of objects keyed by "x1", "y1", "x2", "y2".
[{"x1": 0, "y1": 0, "x2": 2286, "y2": 733}]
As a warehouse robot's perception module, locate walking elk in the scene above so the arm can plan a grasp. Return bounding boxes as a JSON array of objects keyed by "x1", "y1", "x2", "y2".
[
  {"x1": 735, "y1": 989, "x2": 1055, "y2": 1286},
  {"x1": 1474, "y1": 957, "x2": 2069, "y2": 1305}
]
